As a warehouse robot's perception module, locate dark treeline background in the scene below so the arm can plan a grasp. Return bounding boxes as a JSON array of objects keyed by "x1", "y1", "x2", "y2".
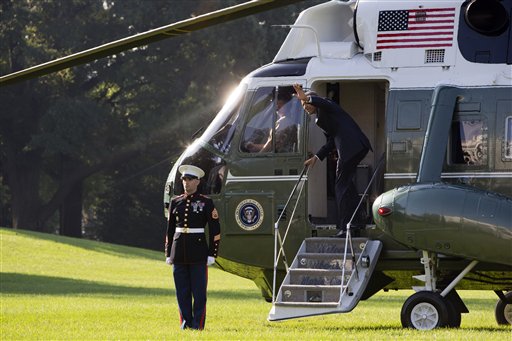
[{"x1": 0, "y1": 0, "x2": 322, "y2": 250}]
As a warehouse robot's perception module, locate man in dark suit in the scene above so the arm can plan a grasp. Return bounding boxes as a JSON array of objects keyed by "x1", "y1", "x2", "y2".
[
  {"x1": 165, "y1": 165, "x2": 221, "y2": 330},
  {"x1": 294, "y1": 84, "x2": 372, "y2": 237}
]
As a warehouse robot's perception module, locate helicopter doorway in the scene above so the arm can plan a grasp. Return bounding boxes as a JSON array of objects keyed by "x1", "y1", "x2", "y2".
[{"x1": 307, "y1": 80, "x2": 388, "y2": 226}]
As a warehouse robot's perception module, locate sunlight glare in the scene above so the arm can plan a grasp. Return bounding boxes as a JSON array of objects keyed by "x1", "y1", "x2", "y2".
[{"x1": 222, "y1": 85, "x2": 242, "y2": 109}]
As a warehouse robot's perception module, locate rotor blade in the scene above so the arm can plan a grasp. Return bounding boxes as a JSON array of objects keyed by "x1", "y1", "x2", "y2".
[{"x1": 0, "y1": 0, "x2": 303, "y2": 86}]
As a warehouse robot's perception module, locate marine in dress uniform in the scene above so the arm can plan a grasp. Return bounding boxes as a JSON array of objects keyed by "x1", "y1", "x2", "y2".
[
  {"x1": 294, "y1": 84, "x2": 372, "y2": 236},
  {"x1": 165, "y1": 165, "x2": 221, "y2": 330}
]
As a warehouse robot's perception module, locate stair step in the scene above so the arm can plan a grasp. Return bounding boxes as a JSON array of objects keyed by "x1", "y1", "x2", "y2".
[
  {"x1": 274, "y1": 301, "x2": 339, "y2": 308},
  {"x1": 289, "y1": 268, "x2": 350, "y2": 286},
  {"x1": 296, "y1": 253, "x2": 355, "y2": 270},
  {"x1": 280, "y1": 284, "x2": 345, "y2": 303},
  {"x1": 305, "y1": 237, "x2": 370, "y2": 243},
  {"x1": 282, "y1": 284, "x2": 344, "y2": 289},
  {"x1": 269, "y1": 239, "x2": 384, "y2": 322},
  {"x1": 313, "y1": 224, "x2": 337, "y2": 230},
  {"x1": 304, "y1": 237, "x2": 369, "y2": 253}
]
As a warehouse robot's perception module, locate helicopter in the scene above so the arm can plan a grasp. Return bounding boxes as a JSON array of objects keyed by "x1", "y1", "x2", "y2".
[{"x1": 2, "y1": 0, "x2": 511, "y2": 331}]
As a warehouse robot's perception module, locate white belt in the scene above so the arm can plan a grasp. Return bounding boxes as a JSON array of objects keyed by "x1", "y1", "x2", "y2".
[{"x1": 176, "y1": 227, "x2": 205, "y2": 233}]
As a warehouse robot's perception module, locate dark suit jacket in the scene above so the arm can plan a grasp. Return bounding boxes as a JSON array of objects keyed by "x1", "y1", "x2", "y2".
[{"x1": 309, "y1": 96, "x2": 372, "y2": 163}]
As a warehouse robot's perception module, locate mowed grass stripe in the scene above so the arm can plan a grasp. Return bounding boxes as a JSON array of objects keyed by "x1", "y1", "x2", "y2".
[{"x1": 1, "y1": 228, "x2": 509, "y2": 339}]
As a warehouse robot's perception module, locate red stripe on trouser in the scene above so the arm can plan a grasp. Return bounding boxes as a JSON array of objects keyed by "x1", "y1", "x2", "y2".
[{"x1": 198, "y1": 266, "x2": 208, "y2": 330}]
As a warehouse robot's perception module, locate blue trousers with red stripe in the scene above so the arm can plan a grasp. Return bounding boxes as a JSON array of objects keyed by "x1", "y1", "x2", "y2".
[{"x1": 173, "y1": 263, "x2": 208, "y2": 330}]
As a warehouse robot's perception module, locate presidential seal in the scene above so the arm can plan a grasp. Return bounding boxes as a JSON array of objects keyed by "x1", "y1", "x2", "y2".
[{"x1": 235, "y1": 199, "x2": 264, "y2": 231}]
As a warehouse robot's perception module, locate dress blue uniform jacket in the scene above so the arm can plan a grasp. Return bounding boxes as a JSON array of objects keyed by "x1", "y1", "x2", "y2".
[
  {"x1": 309, "y1": 96, "x2": 372, "y2": 162},
  {"x1": 165, "y1": 193, "x2": 220, "y2": 264}
]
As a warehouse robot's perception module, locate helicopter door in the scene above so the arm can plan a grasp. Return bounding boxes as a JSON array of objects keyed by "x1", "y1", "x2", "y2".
[{"x1": 306, "y1": 80, "x2": 388, "y2": 226}]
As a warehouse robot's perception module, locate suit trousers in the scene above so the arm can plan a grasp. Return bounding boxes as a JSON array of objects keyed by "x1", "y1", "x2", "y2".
[
  {"x1": 336, "y1": 147, "x2": 370, "y2": 230},
  {"x1": 173, "y1": 262, "x2": 208, "y2": 330}
]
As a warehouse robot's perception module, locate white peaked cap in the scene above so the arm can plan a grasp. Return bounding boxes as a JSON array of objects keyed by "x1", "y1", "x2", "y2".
[{"x1": 178, "y1": 165, "x2": 205, "y2": 179}]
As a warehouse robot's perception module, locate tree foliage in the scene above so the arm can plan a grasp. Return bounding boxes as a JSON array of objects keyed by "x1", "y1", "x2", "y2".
[{"x1": 0, "y1": 0, "x2": 321, "y2": 249}]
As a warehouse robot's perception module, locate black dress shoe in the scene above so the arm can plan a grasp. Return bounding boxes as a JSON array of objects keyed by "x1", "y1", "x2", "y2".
[{"x1": 332, "y1": 230, "x2": 347, "y2": 238}]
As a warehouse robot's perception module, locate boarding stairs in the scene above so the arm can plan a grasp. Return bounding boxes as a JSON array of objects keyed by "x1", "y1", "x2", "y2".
[
  {"x1": 268, "y1": 162, "x2": 383, "y2": 321},
  {"x1": 268, "y1": 236, "x2": 382, "y2": 321}
]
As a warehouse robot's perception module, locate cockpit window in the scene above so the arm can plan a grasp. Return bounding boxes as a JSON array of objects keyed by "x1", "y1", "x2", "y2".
[
  {"x1": 173, "y1": 146, "x2": 227, "y2": 196},
  {"x1": 202, "y1": 84, "x2": 246, "y2": 154},
  {"x1": 240, "y1": 86, "x2": 303, "y2": 154},
  {"x1": 450, "y1": 118, "x2": 487, "y2": 165}
]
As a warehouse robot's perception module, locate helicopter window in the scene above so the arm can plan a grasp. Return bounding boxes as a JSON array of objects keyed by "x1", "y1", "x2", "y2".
[
  {"x1": 173, "y1": 146, "x2": 227, "y2": 195},
  {"x1": 505, "y1": 116, "x2": 512, "y2": 160},
  {"x1": 241, "y1": 87, "x2": 275, "y2": 153},
  {"x1": 450, "y1": 119, "x2": 487, "y2": 165},
  {"x1": 241, "y1": 86, "x2": 303, "y2": 154},
  {"x1": 202, "y1": 84, "x2": 246, "y2": 154}
]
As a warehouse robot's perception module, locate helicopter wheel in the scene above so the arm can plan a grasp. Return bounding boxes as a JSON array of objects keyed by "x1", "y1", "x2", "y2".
[
  {"x1": 401, "y1": 291, "x2": 449, "y2": 330},
  {"x1": 495, "y1": 291, "x2": 512, "y2": 325}
]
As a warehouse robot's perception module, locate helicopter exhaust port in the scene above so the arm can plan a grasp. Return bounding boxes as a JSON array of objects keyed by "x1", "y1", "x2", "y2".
[{"x1": 464, "y1": 0, "x2": 510, "y2": 36}]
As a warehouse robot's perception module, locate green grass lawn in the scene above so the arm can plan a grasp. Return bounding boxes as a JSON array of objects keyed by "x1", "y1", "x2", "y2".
[{"x1": 1, "y1": 227, "x2": 510, "y2": 340}]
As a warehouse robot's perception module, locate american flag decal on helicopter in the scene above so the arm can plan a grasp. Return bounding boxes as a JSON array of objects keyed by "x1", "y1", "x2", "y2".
[{"x1": 376, "y1": 7, "x2": 456, "y2": 50}]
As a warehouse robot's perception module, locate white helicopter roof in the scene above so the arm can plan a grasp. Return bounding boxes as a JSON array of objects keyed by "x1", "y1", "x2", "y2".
[{"x1": 272, "y1": 0, "x2": 511, "y2": 89}]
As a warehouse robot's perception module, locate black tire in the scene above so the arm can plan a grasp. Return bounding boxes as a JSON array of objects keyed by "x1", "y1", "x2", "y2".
[
  {"x1": 495, "y1": 291, "x2": 512, "y2": 325},
  {"x1": 401, "y1": 292, "x2": 449, "y2": 330}
]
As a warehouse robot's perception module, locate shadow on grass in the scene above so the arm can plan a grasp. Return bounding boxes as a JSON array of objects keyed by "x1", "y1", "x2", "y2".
[
  {"x1": 325, "y1": 325, "x2": 511, "y2": 332},
  {"x1": 1, "y1": 272, "x2": 172, "y2": 296},
  {"x1": 362, "y1": 293, "x2": 501, "y2": 306},
  {"x1": 2, "y1": 228, "x2": 161, "y2": 261},
  {"x1": 266, "y1": 322, "x2": 510, "y2": 333},
  {"x1": 1, "y1": 273, "x2": 262, "y2": 300}
]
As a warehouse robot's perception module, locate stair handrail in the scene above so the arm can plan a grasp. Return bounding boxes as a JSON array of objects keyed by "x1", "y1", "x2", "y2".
[
  {"x1": 272, "y1": 165, "x2": 310, "y2": 303},
  {"x1": 276, "y1": 166, "x2": 310, "y2": 270},
  {"x1": 339, "y1": 154, "x2": 386, "y2": 303}
]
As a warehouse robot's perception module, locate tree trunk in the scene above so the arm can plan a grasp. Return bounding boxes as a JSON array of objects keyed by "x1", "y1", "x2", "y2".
[
  {"x1": 59, "y1": 179, "x2": 83, "y2": 238},
  {"x1": 5, "y1": 142, "x2": 44, "y2": 231}
]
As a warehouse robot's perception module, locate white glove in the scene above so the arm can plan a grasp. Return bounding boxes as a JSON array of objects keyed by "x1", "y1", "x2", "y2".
[
  {"x1": 207, "y1": 256, "x2": 215, "y2": 266},
  {"x1": 166, "y1": 257, "x2": 172, "y2": 265}
]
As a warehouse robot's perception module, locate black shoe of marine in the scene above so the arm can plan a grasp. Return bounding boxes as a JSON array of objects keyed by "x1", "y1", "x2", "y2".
[{"x1": 332, "y1": 230, "x2": 347, "y2": 238}]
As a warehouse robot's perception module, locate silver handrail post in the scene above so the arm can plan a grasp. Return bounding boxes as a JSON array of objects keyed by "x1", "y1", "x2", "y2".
[
  {"x1": 271, "y1": 166, "x2": 309, "y2": 303},
  {"x1": 339, "y1": 155, "x2": 386, "y2": 304},
  {"x1": 272, "y1": 221, "x2": 279, "y2": 303}
]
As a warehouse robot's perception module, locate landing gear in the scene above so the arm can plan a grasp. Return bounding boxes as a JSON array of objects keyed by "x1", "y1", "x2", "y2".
[
  {"x1": 401, "y1": 251, "x2": 476, "y2": 330},
  {"x1": 401, "y1": 291, "x2": 449, "y2": 329},
  {"x1": 400, "y1": 291, "x2": 462, "y2": 329},
  {"x1": 495, "y1": 291, "x2": 512, "y2": 325}
]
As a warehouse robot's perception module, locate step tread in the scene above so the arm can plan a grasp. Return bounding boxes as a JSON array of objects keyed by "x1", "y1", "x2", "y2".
[
  {"x1": 313, "y1": 224, "x2": 337, "y2": 229},
  {"x1": 298, "y1": 252, "x2": 360, "y2": 257},
  {"x1": 305, "y1": 237, "x2": 369, "y2": 242},
  {"x1": 290, "y1": 268, "x2": 346, "y2": 273},
  {"x1": 281, "y1": 284, "x2": 345, "y2": 289}
]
